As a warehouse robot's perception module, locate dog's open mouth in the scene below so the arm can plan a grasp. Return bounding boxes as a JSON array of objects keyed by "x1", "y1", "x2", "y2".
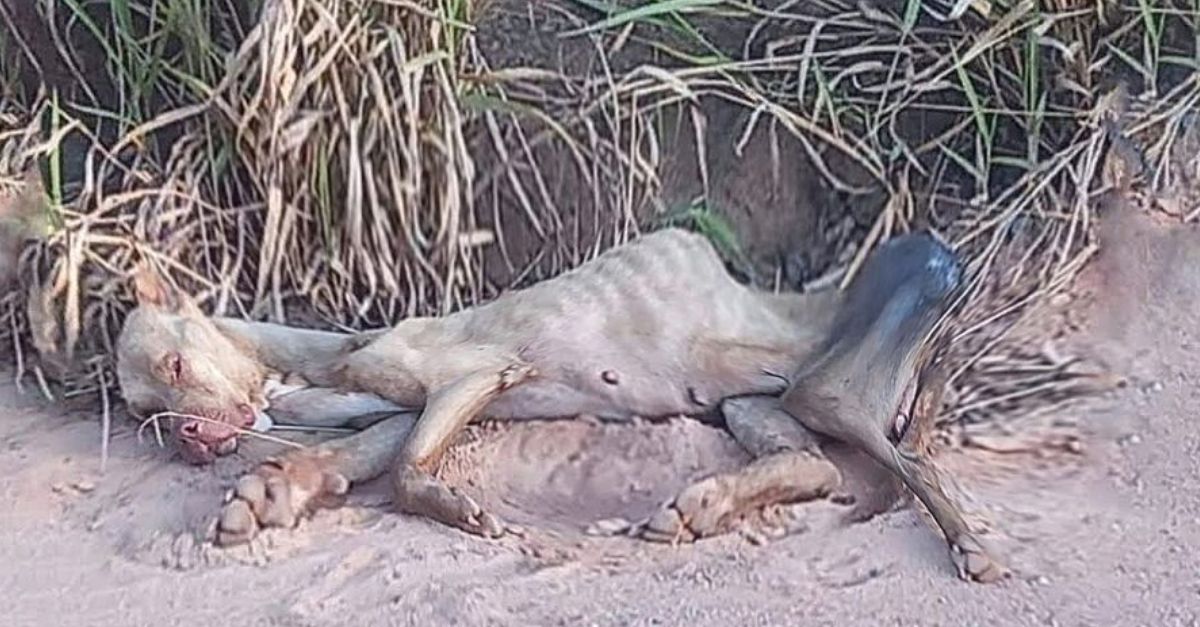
[
  {"x1": 179, "y1": 433, "x2": 239, "y2": 465},
  {"x1": 173, "y1": 406, "x2": 260, "y2": 465}
]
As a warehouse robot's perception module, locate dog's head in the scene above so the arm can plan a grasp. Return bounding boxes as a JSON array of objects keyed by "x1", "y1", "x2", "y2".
[{"x1": 116, "y1": 265, "x2": 267, "y2": 464}]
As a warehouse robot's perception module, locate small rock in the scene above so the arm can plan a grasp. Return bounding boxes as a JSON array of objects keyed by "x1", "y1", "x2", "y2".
[
  {"x1": 1151, "y1": 381, "x2": 1164, "y2": 392},
  {"x1": 1119, "y1": 434, "x2": 1142, "y2": 446},
  {"x1": 586, "y1": 517, "x2": 633, "y2": 536},
  {"x1": 72, "y1": 479, "x2": 96, "y2": 493}
]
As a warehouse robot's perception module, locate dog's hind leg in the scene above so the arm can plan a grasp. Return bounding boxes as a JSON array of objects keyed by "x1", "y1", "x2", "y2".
[
  {"x1": 215, "y1": 411, "x2": 417, "y2": 546},
  {"x1": 781, "y1": 233, "x2": 1006, "y2": 583},
  {"x1": 639, "y1": 395, "x2": 841, "y2": 543}
]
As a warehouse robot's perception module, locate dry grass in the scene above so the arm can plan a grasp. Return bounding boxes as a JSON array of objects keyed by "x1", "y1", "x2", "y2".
[{"x1": 0, "y1": 0, "x2": 1197, "y2": 436}]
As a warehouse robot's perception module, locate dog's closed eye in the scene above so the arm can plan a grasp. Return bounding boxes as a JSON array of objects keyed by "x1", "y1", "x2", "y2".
[{"x1": 157, "y1": 352, "x2": 186, "y2": 385}]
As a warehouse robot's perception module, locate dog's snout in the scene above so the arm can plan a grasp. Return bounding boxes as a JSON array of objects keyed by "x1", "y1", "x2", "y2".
[{"x1": 179, "y1": 421, "x2": 200, "y2": 438}]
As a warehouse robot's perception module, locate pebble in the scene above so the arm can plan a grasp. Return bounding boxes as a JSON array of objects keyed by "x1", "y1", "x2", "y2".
[
  {"x1": 73, "y1": 479, "x2": 96, "y2": 493},
  {"x1": 586, "y1": 517, "x2": 632, "y2": 536},
  {"x1": 1119, "y1": 433, "x2": 1142, "y2": 446}
]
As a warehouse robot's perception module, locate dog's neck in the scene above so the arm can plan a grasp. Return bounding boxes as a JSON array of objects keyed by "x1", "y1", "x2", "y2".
[{"x1": 211, "y1": 317, "x2": 358, "y2": 387}]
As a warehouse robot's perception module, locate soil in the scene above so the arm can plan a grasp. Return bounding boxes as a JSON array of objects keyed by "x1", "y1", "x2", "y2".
[
  {"x1": 1, "y1": 200, "x2": 1198, "y2": 626},
  {"x1": 469, "y1": 0, "x2": 888, "y2": 292}
]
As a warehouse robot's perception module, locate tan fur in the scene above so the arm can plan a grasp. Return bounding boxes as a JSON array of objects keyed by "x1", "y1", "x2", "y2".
[
  {"x1": 117, "y1": 229, "x2": 834, "y2": 462},
  {"x1": 115, "y1": 227, "x2": 1003, "y2": 582}
]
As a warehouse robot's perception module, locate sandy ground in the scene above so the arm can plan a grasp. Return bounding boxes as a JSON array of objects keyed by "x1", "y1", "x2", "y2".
[{"x1": 2, "y1": 205, "x2": 1199, "y2": 626}]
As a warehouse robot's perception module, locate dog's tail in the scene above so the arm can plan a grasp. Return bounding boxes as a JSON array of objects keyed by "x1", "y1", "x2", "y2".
[{"x1": 810, "y1": 232, "x2": 962, "y2": 382}]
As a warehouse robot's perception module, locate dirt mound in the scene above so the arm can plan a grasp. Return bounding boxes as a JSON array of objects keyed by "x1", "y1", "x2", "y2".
[{"x1": 440, "y1": 418, "x2": 750, "y2": 533}]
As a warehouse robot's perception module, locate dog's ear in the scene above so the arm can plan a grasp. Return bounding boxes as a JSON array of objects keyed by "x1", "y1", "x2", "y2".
[{"x1": 131, "y1": 261, "x2": 193, "y2": 313}]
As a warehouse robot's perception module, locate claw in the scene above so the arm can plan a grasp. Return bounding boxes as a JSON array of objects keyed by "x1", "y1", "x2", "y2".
[
  {"x1": 478, "y1": 511, "x2": 506, "y2": 538},
  {"x1": 639, "y1": 502, "x2": 697, "y2": 544},
  {"x1": 394, "y1": 466, "x2": 510, "y2": 539},
  {"x1": 950, "y1": 533, "x2": 1009, "y2": 583}
]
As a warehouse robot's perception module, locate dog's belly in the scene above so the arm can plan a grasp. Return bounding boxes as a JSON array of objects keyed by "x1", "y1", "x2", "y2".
[
  {"x1": 483, "y1": 375, "x2": 695, "y2": 421},
  {"x1": 482, "y1": 379, "x2": 643, "y2": 421},
  {"x1": 482, "y1": 350, "x2": 787, "y2": 422},
  {"x1": 447, "y1": 229, "x2": 810, "y2": 420}
]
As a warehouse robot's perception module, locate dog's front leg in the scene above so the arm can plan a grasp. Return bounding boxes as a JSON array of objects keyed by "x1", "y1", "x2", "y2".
[
  {"x1": 392, "y1": 362, "x2": 536, "y2": 537},
  {"x1": 264, "y1": 384, "x2": 413, "y2": 429},
  {"x1": 215, "y1": 411, "x2": 417, "y2": 546}
]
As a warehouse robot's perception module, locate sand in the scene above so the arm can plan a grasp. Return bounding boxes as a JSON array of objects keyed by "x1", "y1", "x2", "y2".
[{"x1": 1, "y1": 205, "x2": 1197, "y2": 626}]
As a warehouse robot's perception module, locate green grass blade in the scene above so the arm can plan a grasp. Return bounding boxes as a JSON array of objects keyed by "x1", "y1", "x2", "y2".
[{"x1": 563, "y1": 0, "x2": 725, "y2": 37}]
